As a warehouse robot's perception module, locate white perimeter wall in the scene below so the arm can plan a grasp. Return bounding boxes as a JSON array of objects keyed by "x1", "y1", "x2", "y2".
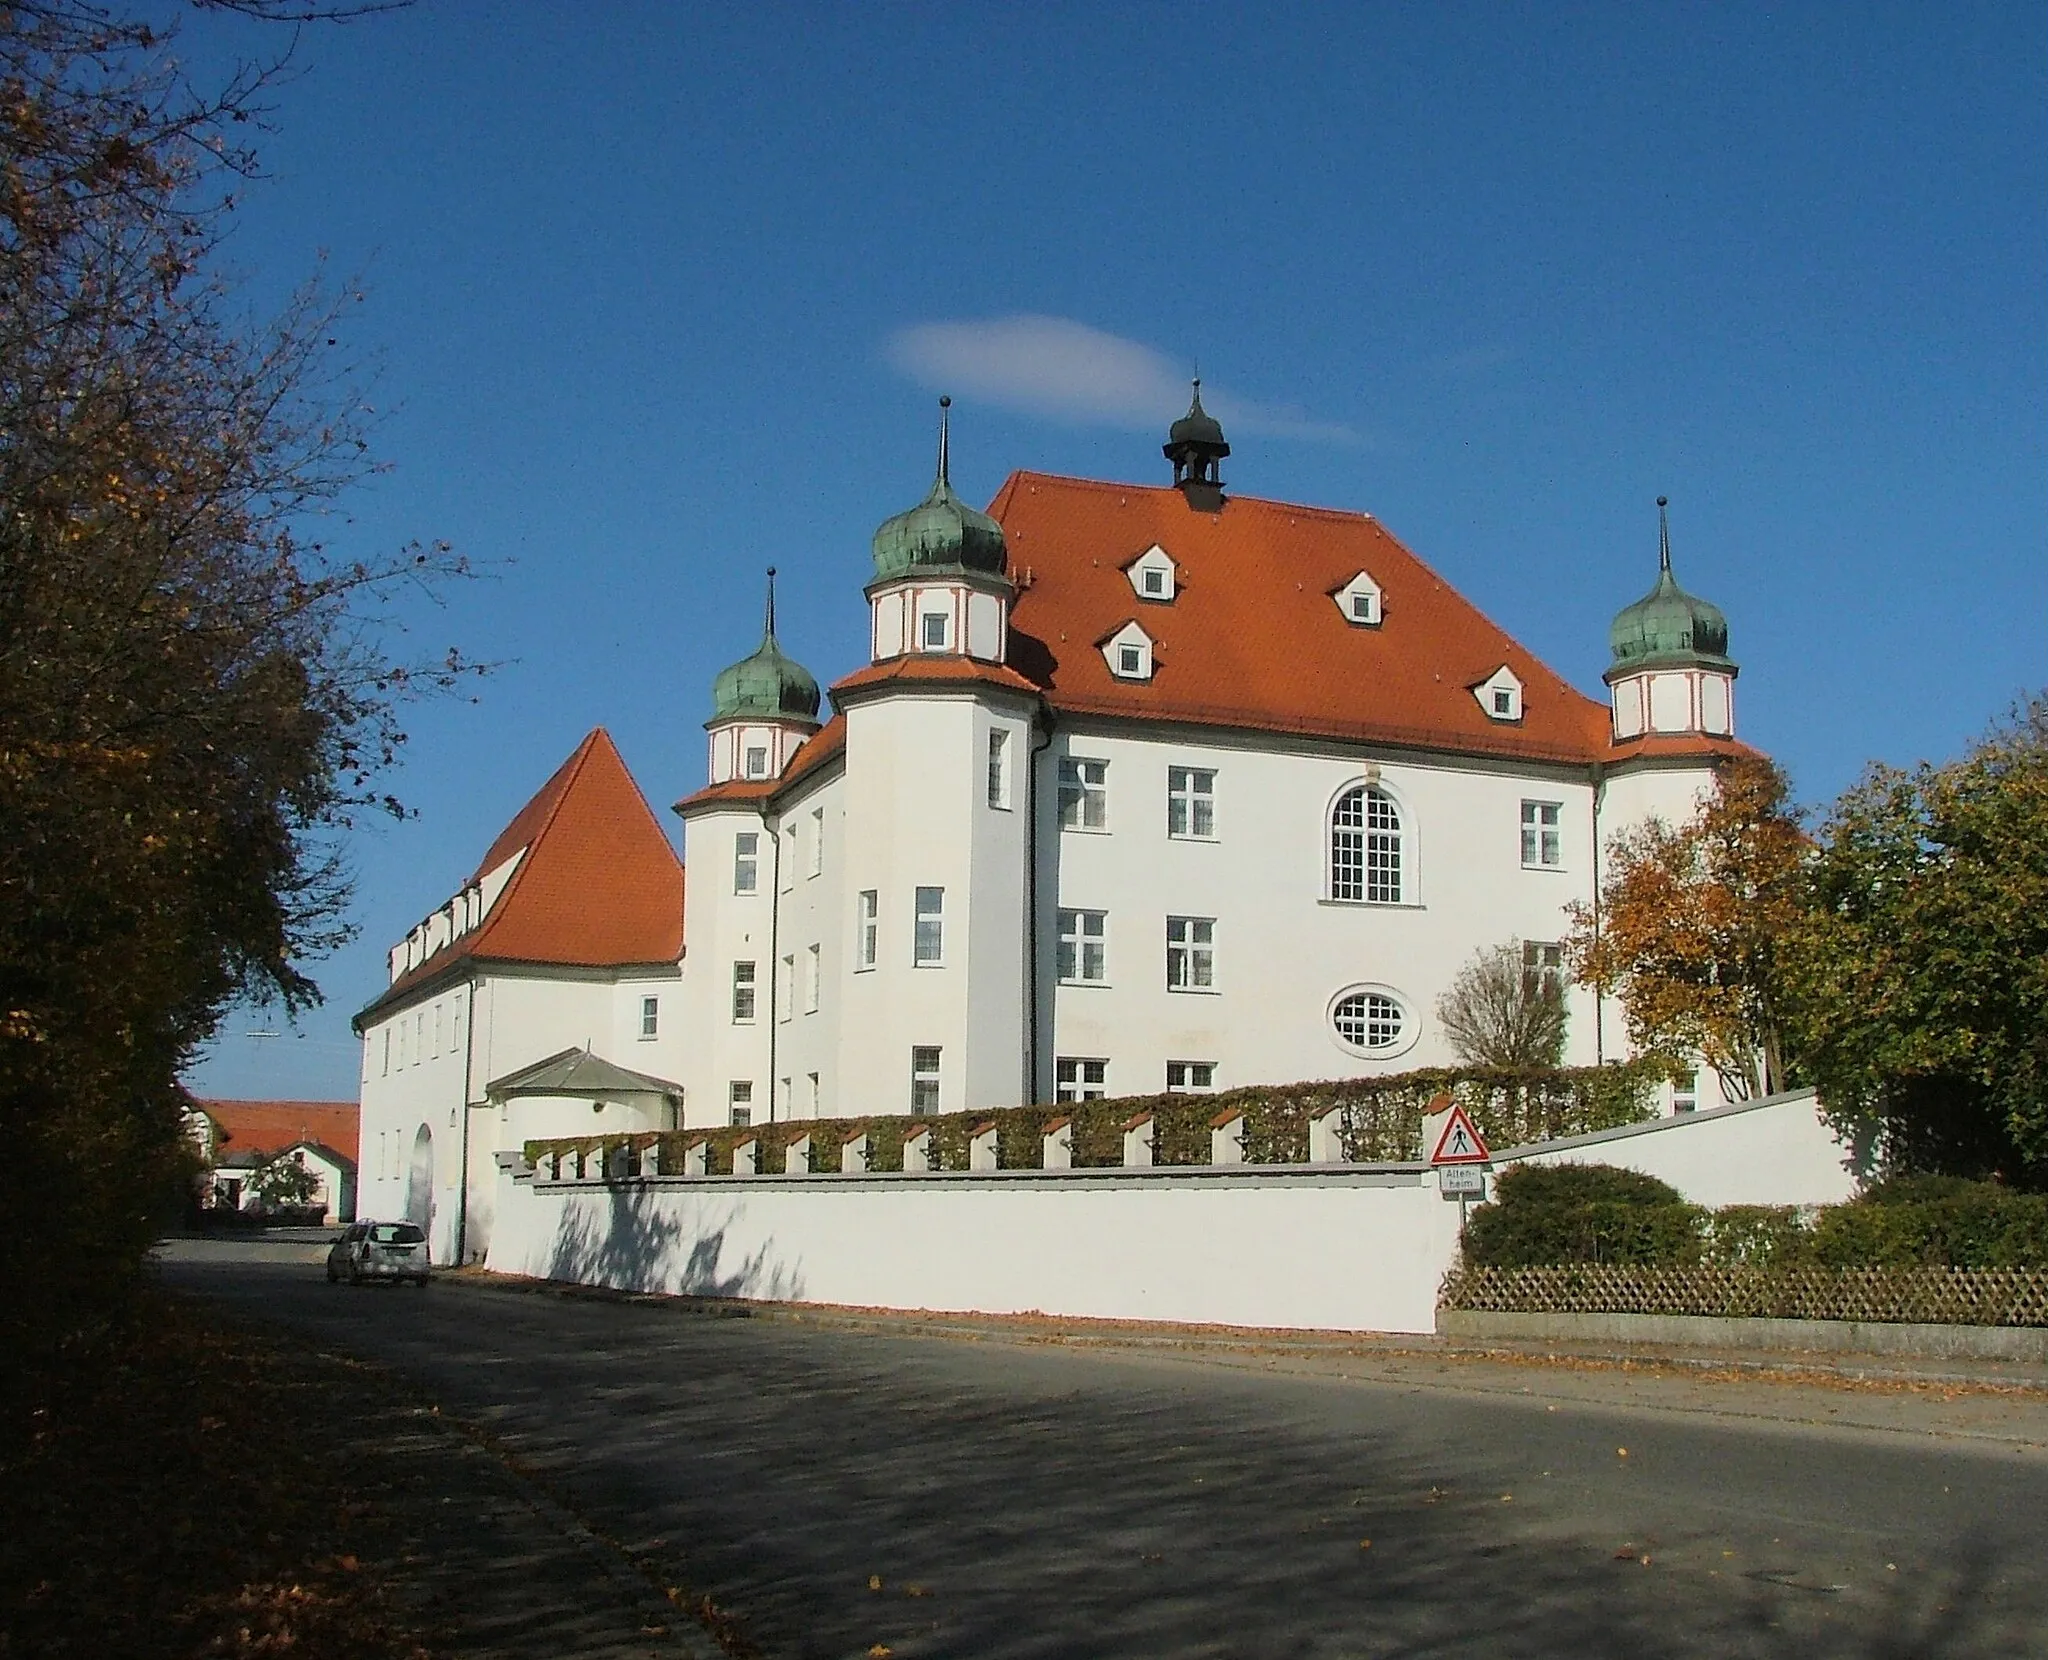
[{"x1": 486, "y1": 1090, "x2": 1861, "y2": 1334}]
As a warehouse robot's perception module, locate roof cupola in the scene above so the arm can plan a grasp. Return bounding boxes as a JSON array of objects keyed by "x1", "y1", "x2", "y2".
[
  {"x1": 1163, "y1": 379, "x2": 1229, "y2": 509},
  {"x1": 1603, "y1": 498, "x2": 1738, "y2": 744},
  {"x1": 710, "y1": 568, "x2": 821, "y2": 723},
  {"x1": 870, "y1": 397, "x2": 1009, "y2": 582},
  {"x1": 1607, "y1": 498, "x2": 1733, "y2": 673}
]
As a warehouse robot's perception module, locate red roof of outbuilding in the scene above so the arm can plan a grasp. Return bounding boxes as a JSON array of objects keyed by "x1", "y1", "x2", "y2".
[
  {"x1": 359, "y1": 729, "x2": 683, "y2": 1021},
  {"x1": 988, "y1": 472, "x2": 1736, "y2": 768},
  {"x1": 199, "y1": 1099, "x2": 360, "y2": 1164}
]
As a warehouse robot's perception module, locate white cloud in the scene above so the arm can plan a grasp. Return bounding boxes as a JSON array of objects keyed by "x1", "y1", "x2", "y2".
[{"x1": 886, "y1": 315, "x2": 1360, "y2": 446}]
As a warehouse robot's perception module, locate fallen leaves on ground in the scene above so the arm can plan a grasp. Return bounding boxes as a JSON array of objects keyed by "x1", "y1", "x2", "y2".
[{"x1": 1, "y1": 1290, "x2": 431, "y2": 1659}]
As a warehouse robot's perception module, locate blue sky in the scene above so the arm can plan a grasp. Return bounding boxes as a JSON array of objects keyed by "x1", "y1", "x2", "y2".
[{"x1": 177, "y1": 2, "x2": 2046, "y2": 1101}]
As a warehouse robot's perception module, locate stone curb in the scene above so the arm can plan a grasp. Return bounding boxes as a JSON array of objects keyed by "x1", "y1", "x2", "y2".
[
  {"x1": 1439, "y1": 1308, "x2": 2048, "y2": 1364},
  {"x1": 437, "y1": 1269, "x2": 2048, "y2": 1392}
]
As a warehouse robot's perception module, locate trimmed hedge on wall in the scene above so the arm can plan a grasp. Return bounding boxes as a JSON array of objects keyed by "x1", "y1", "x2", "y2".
[
  {"x1": 521, "y1": 1059, "x2": 1665, "y2": 1180},
  {"x1": 1461, "y1": 1165, "x2": 2048, "y2": 1271}
]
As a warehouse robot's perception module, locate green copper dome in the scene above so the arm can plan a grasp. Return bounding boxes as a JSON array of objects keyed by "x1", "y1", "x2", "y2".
[
  {"x1": 1608, "y1": 499, "x2": 1734, "y2": 672},
  {"x1": 711, "y1": 570, "x2": 821, "y2": 723},
  {"x1": 1166, "y1": 381, "x2": 1228, "y2": 453},
  {"x1": 871, "y1": 398, "x2": 1008, "y2": 582}
]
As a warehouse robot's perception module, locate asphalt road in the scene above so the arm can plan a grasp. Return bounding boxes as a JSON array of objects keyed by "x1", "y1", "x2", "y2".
[{"x1": 162, "y1": 1238, "x2": 2048, "y2": 1659}]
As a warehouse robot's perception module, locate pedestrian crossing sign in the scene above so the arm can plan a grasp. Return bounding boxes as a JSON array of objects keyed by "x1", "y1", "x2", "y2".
[{"x1": 1428, "y1": 1103, "x2": 1491, "y2": 1165}]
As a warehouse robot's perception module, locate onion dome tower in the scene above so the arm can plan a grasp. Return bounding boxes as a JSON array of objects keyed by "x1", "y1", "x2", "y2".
[
  {"x1": 1603, "y1": 498, "x2": 1738, "y2": 742},
  {"x1": 1163, "y1": 379, "x2": 1230, "y2": 510},
  {"x1": 866, "y1": 398, "x2": 1013, "y2": 664},
  {"x1": 705, "y1": 568, "x2": 821, "y2": 784}
]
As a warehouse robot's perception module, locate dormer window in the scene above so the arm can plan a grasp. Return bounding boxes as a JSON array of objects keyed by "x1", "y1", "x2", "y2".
[
  {"x1": 1125, "y1": 545, "x2": 1177, "y2": 603},
  {"x1": 1101, "y1": 620, "x2": 1155, "y2": 682},
  {"x1": 1333, "y1": 571, "x2": 1383, "y2": 627},
  {"x1": 1475, "y1": 665, "x2": 1524, "y2": 722}
]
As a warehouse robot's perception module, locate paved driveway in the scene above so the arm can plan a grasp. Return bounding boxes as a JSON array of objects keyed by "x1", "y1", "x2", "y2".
[{"x1": 161, "y1": 1238, "x2": 2048, "y2": 1658}]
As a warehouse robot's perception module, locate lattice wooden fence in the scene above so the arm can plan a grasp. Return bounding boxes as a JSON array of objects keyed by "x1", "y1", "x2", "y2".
[{"x1": 1439, "y1": 1264, "x2": 2048, "y2": 1327}]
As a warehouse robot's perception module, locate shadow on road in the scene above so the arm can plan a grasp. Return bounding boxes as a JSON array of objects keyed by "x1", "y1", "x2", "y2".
[{"x1": 166, "y1": 1252, "x2": 2047, "y2": 1660}]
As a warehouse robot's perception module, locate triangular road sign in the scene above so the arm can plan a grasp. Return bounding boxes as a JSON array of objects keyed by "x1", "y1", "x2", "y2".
[{"x1": 1428, "y1": 1103, "x2": 1491, "y2": 1165}]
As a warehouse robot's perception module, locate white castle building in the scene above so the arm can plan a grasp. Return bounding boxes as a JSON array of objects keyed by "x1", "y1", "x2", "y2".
[{"x1": 354, "y1": 392, "x2": 1748, "y2": 1263}]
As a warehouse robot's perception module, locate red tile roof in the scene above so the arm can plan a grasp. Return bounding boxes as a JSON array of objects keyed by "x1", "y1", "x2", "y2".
[
  {"x1": 359, "y1": 729, "x2": 683, "y2": 1021},
  {"x1": 988, "y1": 473, "x2": 1730, "y2": 768},
  {"x1": 198, "y1": 1099, "x2": 360, "y2": 1164}
]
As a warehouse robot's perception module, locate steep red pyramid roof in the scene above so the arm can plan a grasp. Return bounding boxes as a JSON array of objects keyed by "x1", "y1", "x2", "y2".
[
  {"x1": 360, "y1": 729, "x2": 683, "y2": 1019},
  {"x1": 989, "y1": 473, "x2": 1735, "y2": 767}
]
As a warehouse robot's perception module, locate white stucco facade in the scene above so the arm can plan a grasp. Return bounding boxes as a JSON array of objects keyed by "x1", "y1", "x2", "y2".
[{"x1": 355, "y1": 443, "x2": 1754, "y2": 1273}]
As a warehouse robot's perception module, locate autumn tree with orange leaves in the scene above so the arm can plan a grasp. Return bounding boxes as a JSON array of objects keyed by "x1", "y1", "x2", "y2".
[
  {"x1": 0, "y1": 2, "x2": 469, "y2": 1361},
  {"x1": 1566, "y1": 758, "x2": 1808, "y2": 1103}
]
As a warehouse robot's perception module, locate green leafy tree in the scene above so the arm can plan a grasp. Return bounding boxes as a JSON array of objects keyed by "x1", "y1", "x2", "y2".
[
  {"x1": 1783, "y1": 697, "x2": 2048, "y2": 1184},
  {"x1": 1566, "y1": 756, "x2": 1808, "y2": 1101},
  {"x1": 247, "y1": 1152, "x2": 322, "y2": 1210},
  {"x1": 1435, "y1": 940, "x2": 1568, "y2": 1069},
  {"x1": 0, "y1": 2, "x2": 468, "y2": 1358}
]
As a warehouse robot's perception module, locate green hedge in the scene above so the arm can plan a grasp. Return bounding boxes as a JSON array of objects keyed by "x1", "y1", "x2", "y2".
[
  {"x1": 1461, "y1": 1167, "x2": 2048, "y2": 1270},
  {"x1": 521, "y1": 1059, "x2": 1665, "y2": 1179},
  {"x1": 1461, "y1": 1164, "x2": 1704, "y2": 1268}
]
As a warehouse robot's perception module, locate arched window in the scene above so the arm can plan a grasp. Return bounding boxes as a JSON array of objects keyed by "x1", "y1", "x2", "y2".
[
  {"x1": 1330, "y1": 786, "x2": 1404, "y2": 903},
  {"x1": 1332, "y1": 990, "x2": 1406, "y2": 1052}
]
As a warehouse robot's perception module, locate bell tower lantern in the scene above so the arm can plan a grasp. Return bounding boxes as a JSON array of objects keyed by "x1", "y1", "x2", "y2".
[
  {"x1": 1163, "y1": 380, "x2": 1230, "y2": 511},
  {"x1": 865, "y1": 398, "x2": 1013, "y2": 665},
  {"x1": 1604, "y1": 498, "x2": 1739, "y2": 742}
]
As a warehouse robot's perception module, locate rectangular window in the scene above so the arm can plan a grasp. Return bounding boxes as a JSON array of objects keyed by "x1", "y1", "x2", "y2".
[
  {"x1": 1142, "y1": 566, "x2": 1166, "y2": 596},
  {"x1": 779, "y1": 1076, "x2": 792, "y2": 1117},
  {"x1": 913, "y1": 886, "x2": 944, "y2": 965},
  {"x1": 1056, "y1": 908, "x2": 1108, "y2": 983},
  {"x1": 731, "y1": 960, "x2": 757, "y2": 1023},
  {"x1": 1118, "y1": 644, "x2": 1143, "y2": 675},
  {"x1": 381, "y1": 1028, "x2": 390, "y2": 1076},
  {"x1": 1058, "y1": 757, "x2": 1108, "y2": 830},
  {"x1": 728, "y1": 1080, "x2": 752, "y2": 1127},
  {"x1": 640, "y1": 995, "x2": 659, "y2": 1038},
  {"x1": 1055, "y1": 1057, "x2": 1108, "y2": 1103},
  {"x1": 377, "y1": 1130, "x2": 387, "y2": 1178},
  {"x1": 1672, "y1": 1070, "x2": 1698, "y2": 1114},
  {"x1": 1166, "y1": 915, "x2": 1217, "y2": 991},
  {"x1": 734, "y1": 831, "x2": 759, "y2": 894},
  {"x1": 1523, "y1": 940, "x2": 1566, "y2": 997},
  {"x1": 1167, "y1": 766, "x2": 1216, "y2": 839},
  {"x1": 986, "y1": 729, "x2": 1010, "y2": 809},
  {"x1": 1521, "y1": 800, "x2": 1563, "y2": 868},
  {"x1": 809, "y1": 808, "x2": 824, "y2": 877},
  {"x1": 922, "y1": 611, "x2": 948, "y2": 649},
  {"x1": 857, "y1": 889, "x2": 879, "y2": 970},
  {"x1": 398, "y1": 1018, "x2": 409, "y2": 1070},
  {"x1": 451, "y1": 1002, "x2": 463, "y2": 1056},
  {"x1": 808, "y1": 1071, "x2": 821, "y2": 1114},
  {"x1": 744, "y1": 744, "x2": 768, "y2": 779},
  {"x1": 781, "y1": 827, "x2": 797, "y2": 892},
  {"x1": 415, "y1": 1010, "x2": 425, "y2": 1063},
  {"x1": 804, "y1": 944, "x2": 821, "y2": 1013},
  {"x1": 777, "y1": 954, "x2": 794, "y2": 1021},
  {"x1": 1166, "y1": 1061, "x2": 1217, "y2": 1093},
  {"x1": 433, "y1": 1002, "x2": 443, "y2": 1056},
  {"x1": 911, "y1": 1045, "x2": 942, "y2": 1112}
]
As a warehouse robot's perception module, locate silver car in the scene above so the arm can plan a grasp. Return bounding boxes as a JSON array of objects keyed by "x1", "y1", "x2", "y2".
[{"x1": 327, "y1": 1220, "x2": 431, "y2": 1287}]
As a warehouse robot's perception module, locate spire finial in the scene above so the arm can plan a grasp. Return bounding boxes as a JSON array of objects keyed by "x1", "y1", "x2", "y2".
[
  {"x1": 1656, "y1": 496, "x2": 1672, "y2": 575},
  {"x1": 937, "y1": 395, "x2": 952, "y2": 487},
  {"x1": 763, "y1": 566, "x2": 777, "y2": 639}
]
